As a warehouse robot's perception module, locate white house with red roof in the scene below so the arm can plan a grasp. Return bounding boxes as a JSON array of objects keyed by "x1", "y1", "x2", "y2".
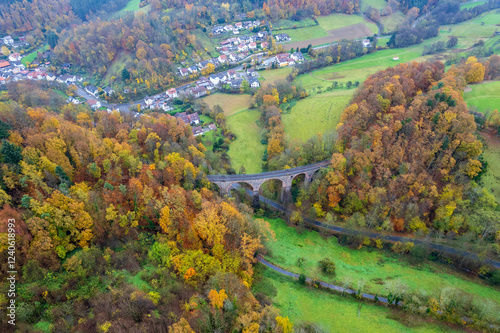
[
  {"x1": 218, "y1": 54, "x2": 227, "y2": 63},
  {"x1": 9, "y1": 53, "x2": 21, "y2": 62},
  {"x1": 166, "y1": 88, "x2": 178, "y2": 99}
]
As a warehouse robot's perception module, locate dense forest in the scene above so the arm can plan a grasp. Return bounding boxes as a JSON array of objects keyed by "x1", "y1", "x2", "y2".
[
  {"x1": 0, "y1": 80, "x2": 313, "y2": 331},
  {"x1": 0, "y1": 0, "x2": 129, "y2": 35}
]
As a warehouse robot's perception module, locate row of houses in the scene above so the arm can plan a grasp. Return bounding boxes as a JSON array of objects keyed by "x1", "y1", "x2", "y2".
[
  {"x1": 84, "y1": 84, "x2": 115, "y2": 98},
  {"x1": 212, "y1": 20, "x2": 261, "y2": 35},
  {"x1": 1, "y1": 35, "x2": 29, "y2": 49}
]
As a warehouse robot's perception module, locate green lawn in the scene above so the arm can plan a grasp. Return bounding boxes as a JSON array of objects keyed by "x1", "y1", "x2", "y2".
[
  {"x1": 202, "y1": 93, "x2": 253, "y2": 117},
  {"x1": 361, "y1": 0, "x2": 389, "y2": 11},
  {"x1": 259, "y1": 67, "x2": 293, "y2": 83},
  {"x1": 380, "y1": 11, "x2": 406, "y2": 34},
  {"x1": 480, "y1": 132, "x2": 500, "y2": 204},
  {"x1": 113, "y1": 0, "x2": 150, "y2": 17},
  {"x1": 274, "y1": 17, "x2": 317, "y2": 30},
  {"x1": 461, "y1": 0, "x2": 487, "y2": 9},
  {"x1": 279, "y1": 26, "x2": 328, "y2": 43},
  {"x1": 21, "y1": 45, "x2": 49, "y2": 66},
  {"x1": 464, "y1": 81, "x2": 500, "y2": 114},
  {"x1": 471, "y1": 9, "x2": 500, "y2": 25},
  {"x1": 103, "y1": 51, "x2": 133, "y2": 85},
  {"x1": 283, "y1": 90, "x2": 353, "y2": 143},
  {"x1": 227, "y1": 110, "x2": 266, "y2": 174},
  {"x1": 316, "y1": 13, "x2": 378, "y2": 34},
  {"x1": 263, "y1": 218, "x2": 500, "y2": 305},
  {"x1": 253, "y1": 264, "x2": 458, "y2": 333}
]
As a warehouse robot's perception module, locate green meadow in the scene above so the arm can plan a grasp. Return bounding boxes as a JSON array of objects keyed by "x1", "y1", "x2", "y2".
[
  {"x1": 263, "y1": 218, "x2": 500, "y2": 305},
  {"x1": 283, "y1": 90, "x2": 353, "y2": 142},
  {"x1": 253, "y1": 265, "x2": 459, "y2": 333},
  {"x1": 21, "y1": 45, "x2": 49, "y2": 66},
  {"x1": 464, "y1": 81, "x2": 500, "y2": 114},
  {"x1": 227, "y1": 110, "x2": 266, "y2": 174},
  {"x1": 316, "y1": 13, "x2": 378, "y2": 34}
]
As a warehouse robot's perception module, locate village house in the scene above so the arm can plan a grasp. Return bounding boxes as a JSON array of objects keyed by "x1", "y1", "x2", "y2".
[
  {"x1": 191, "y1": 86, "x2": 207, "y2": 98},
  {"x1": 208, "y1": 124, "x2": 217, "y2": 131},
  {"x1": 246, "y1": 68, "x2": 258, "y2": 77},
  {"x1": 0, "y1": 61, "x2": 10, "y2": 69},
  {"x1": 192, "y1": 126, "x2": 203, "y2": 136},
  {"x1": 224, "y1": 25, "x2": 233, "y2": 32},
  {"x1": 166, "y1": 88, "x2": 178, "y2": 99},
  {"x1": 175, "y1": 112, "x2": 201, "y2": 126},
  {"x1": 235, "y1": 22, "x2": 243, "y2": 30},
  {"x1": 274, "y1": 33, "x2": 291, "y2": 42},
  {"x1": 3, "y1": 36, "x2": 14, "y2": 46},
  {"x1": 291, "y1": 52, "x2": 305, "y2": 62},
  {"x1": 261, "y1": 42, "x2": 269, "y2": 49},
  {"x1": 218, "y1": 54, "x2": 227, "y2": 63},
  {"x1": 188, "y1": 66, "x2": 198, "y2": 74},
  {"x1": 144, "y1": 96, "x2": 154, "y2": 106},
  {"x1": 227, "y1": 69, "x2": 237, "y2": 80},
  {"x1": 104, "y1": 87, "x2": 115, "y2": 96},
  {"x1": 238, "y1": 44, "x2": 248, "y2": 52},
  {"x1": 46, "y1": 73, "x2": 56, "y2": 81},
  {"x1": 230, "y1": 78, "x2": 243, "y2": 89},
  {"x1": 87, "y1": 99, "x2": 101, "y2": 110},
  {"x1": 248, "y1": 77, "x2": 260, "y2": 88},
  {"x1": 179, "y1": 68, "x2": 189, "y2": 77},
  {"x1": 362, "y1": 39, "x2": 371, "y2": 48},
  {"x1": 248, "y1": 42, "x2": 257, "y2": 50},
  {"x1": 85, "y1": 85, "x2": 99, "y2": 97},
  {"x1": 8, "y1": 53, "x2": 21, "y2": 62}
]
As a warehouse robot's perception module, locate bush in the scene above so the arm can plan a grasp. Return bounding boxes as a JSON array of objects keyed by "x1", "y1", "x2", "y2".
[
  {"x1": 319, "y1": 258, "x2": 336, "y2": 275},
  {"x1": 298, "y1": 274, "x2": 306, "y2": 285}
]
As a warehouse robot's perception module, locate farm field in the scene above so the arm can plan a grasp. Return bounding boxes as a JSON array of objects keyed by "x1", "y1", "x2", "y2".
[
  {"x1": 274, "y1": 17, "x2": 316, "y2": 30},
  {"x1": 464, "y1": 80, "x2": 500, "y2": 114},
  {"x1": 21, "y1": 45, "x2": 49, "y2": 66},
  {"x1": 113, "y1": 0, "x2": 150, "y2": 16},
  {"x1": 316, "y1": 13, "x2": 378, "y2": 33},
  {"x1": 263, "y1": 218, "x2": 500, "y2": 305},
  {"x1": 103, "y1": 52, "x2": 133, "y2": 85},
  {"x1": 253, "y1": 264, "x2": 459, "y2": 333},
  {"x1": 279, "y1": 14, "x2": 378, "y2": 49},
  {"x1": 380, "y1": 11, "x2": 405, "y2": 34},
  {"x1": 202, "y1": 93, "x2": 252, "y2": 116},
  {"x1": 283, "y1": 90, "x2": 353, "y2": 142},
  {"x1": 259, "y1": 67, "x2": 293, "y2": 83},
  {"x1": 226, "y1": 110, "x2": 265, "y2": 173},
  {"x1": 461, "y1": 0, "x2": 487, "y2": 9},
  {"x1": 361, "y1": 0, "x2": 388, "y2": 11},
  {"x1": 480, "y1": 131, "x2": 500, "y2": 203},
  {"x1": 471, "y1": 9, "x2": 500, "y2": 25}
]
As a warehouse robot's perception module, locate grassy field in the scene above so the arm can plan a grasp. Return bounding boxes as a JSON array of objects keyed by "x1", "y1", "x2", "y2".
[
  {"x1": 263, "y1": 218, "x2": 500, "y2": 305},
  {"x1": 316, "y1": 13, "x2": 378, "y2": 34},
  {"x1": 103, "y1": 51, "x2": 133, "y2": 85},
  {"x1": 253, "y1": 264, "x2": 459, "y2": 333},
  {"x1": 361, "y1": 0, "x2": 389, "y2": 11},
  {"x1": 227, "y1": 110, "x2": 265, "y2": 174},
  {"x1": 21, "y1": 45, "x2": 49, "y2": 66},
  {"x1": 470, "y1": 9, "x2": 500, "y2": 25},
  {"x1": 259, "y1": 67, "x2": 293, "y2": 83},
  {"x1": 283, "y1": 90, "x2": 353, "y2": 142},
  {"x1": 113, "y1": 0, "x2": 150, "y2": 17},
  {"x1": 274, "y1": 17, "x2": 317, "y2": 30},
  {"x1": 279, "y1": 26, "x2": 328, "y2": 43},
  {"x1": 464, "y1": 81, "x2": 500, "y2": 114},
  {"x1": 380, "y1": 11, "x2": 406, "y2": 34},
  {"x1": 202, "y1": 93, "x2": 252, "y2": 116},
  {"x1": 461, "y1": 0, "x2": 487, "y2": 9},
  {"x1": 191, "y1": 29, "x2": 219, "y2": 55},
  {"x1": 480, "y1": 131, "x2": 500, "y2": 203}
]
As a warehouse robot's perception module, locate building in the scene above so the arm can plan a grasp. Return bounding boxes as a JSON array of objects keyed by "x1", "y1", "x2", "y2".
[
  {"x1": 166, "y1": 88, "x2": 178, "y2": 99},
  {"x1": 175, "y1": 112, "x2": 201, "y2": 126},
  {"x1": 248, "y1": 77, "x2": 260, "y2": 88},
  {"x1": 179, "y1": 68, "x2": 189, "y2": 76},
  {"x1": 362, "y1": 39, "x2": 371, "y2": 48},
  {"x1": 8, "y1": 53, "x2": 21, "y2": 62},
  {"x1": 104, "y1": 87, "x2": 115, "y2": 96},
  {"x1": 87, "y1": 99, "x2": 101, "y2": 110},
  {"x1": 218, "y1": 54, "x2": 227, "y2": 63},
  {"x1": 261, "y1": 42, "x2": 269, "y2": 49},
  {"x1": 291, "y1": 52, "x2": 305, "y2": 62},
  {"x1": 85, "y1": 85, "x2": 99, "y2": 97},
  {"x1": 248, "y1": 42, "x2": 257, "y2": 50},
  {"x1": 3, "y1": 36, "x2": 14, "y2": 45},
  {"x1": 274, "y1": 33, "x2": 291, "y2": 42},
  {"x1": 0, "y1": 61, "x2": 10, "y2": 69},
  {"x1": 192, "y1": 126, "x2": 203, "y2": 136},
  {"x1": 188, "y1": 66, "x2": 198, "y2": 74}
]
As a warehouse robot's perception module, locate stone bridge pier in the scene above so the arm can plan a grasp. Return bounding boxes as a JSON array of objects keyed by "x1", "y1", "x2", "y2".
[{"x1": 207, "y1": 160, "x2": 330, "y2": 206}]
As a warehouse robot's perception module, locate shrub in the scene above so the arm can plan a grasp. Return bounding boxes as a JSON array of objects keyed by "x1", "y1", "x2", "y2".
[
  {"x1": 298, "y1": 274, "x2": 306, "y2": 285},
  {"x1": 319, "y1": 258, "x2": 336, "y2": 275}
]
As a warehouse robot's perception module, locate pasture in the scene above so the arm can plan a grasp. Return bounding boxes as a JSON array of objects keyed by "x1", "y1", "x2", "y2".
[
  {"x1": 274, "y1": 17, "x2": 317, "y2": 30},
  {"x1": 361, "y1": 0, "x2": 389, "y2": 11},
  {"x1": 471, "y1": 10, "x2": 500, "y2": 25},
  {"x1": 103, "y1": 52, "x2": 133, "y2": 85},
  {"x1": 461, "y1": 0, "x2": 488, "y2": 9},
  {"x1": 259, "y1": 67, "x2": 293, "y2": 83},
  {"x1": 202, "y1": 93, "x2": 252, "y2": 116},
  {"x1": 480, "y1": 131, "x2": 500, "y2": 204},
  {"x1": 380, "y1": 11, "x2": 406, "y2": 34},
  {"x1": 283, "y1": 90, "x2": 353, "y2": 142},
  {"x1": 226, "y1": 110, "x2": 265, "y2": 174},
  {"x1": 464, "y1": 80, "x2": 500, "y2": 114},
  {"x1": 263, "y1": 218, "x2": 500, "y2": 304},
  {"x1": 316, "y1": 13, "x2": 378, "y2": 33},
  {"x1": 253, "y1": 265, "x2": 458, "y2": 333},
  {"x1": 113, "y1": 0, "x2": 150, "y2": 16}
]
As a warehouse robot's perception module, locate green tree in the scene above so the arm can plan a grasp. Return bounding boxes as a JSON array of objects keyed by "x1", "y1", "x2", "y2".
[
  {"x1": 121, "y1": 68, "x2": 131, "y2": 81},
  {"x1": 1, "y1": 140, "x2": 23, "y2": 165}
]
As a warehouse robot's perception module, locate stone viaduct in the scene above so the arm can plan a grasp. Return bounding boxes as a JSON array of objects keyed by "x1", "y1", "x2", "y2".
[{"x1": 207, "y1": 160, "x2": 330, "y2": 204}]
